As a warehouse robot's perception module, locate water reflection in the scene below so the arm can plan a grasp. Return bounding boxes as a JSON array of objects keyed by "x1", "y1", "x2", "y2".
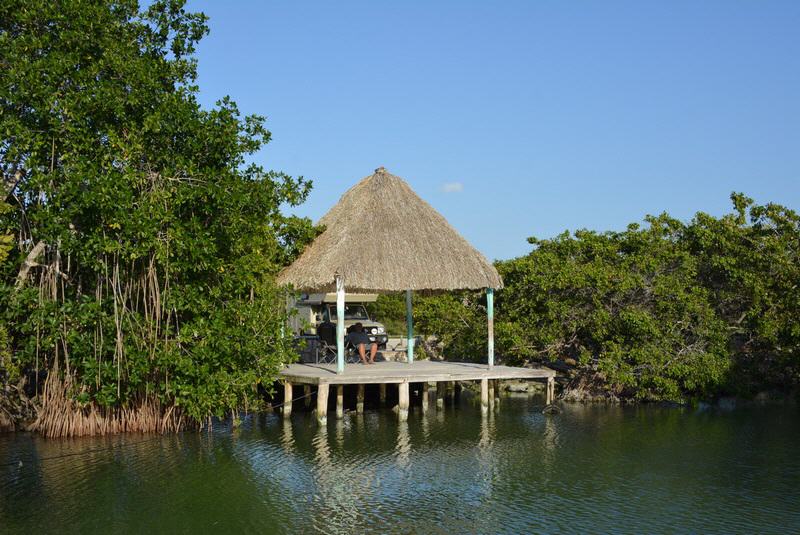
[
  {"x1": 310, "y1": 424, "x2": 362, "y2": 531},
  {"x1": 334, "y1": 419, "x2": 345, "y2": 449},
  {"x1": 479, "y1": 411, "x2": 495, "y2": 450},
  {"x1": 280, "y1": 418, "x2": 295, "y2": 455},
  {"x1": 541, "y1": 412, "x2": 558, "y2": 478},
  {"x1": 476, "y1": 411, "x2": 496, "y2": 509},
  {"x1": 395, "y1": 421, "x2": 411, "y2": 468},
  {"x1": 420, "y1": 409, "x2": 430, "y2": 442},
  {"x1": 2, "y1": 399, "x2": 799, "y2": 533}
]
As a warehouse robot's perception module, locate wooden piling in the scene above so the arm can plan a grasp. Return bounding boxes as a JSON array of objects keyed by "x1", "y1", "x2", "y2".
[
  {"x1": 357, "y1": 384, "x2": 365, "y2": 414},
  {"x1": 316, "y1": 383, "x2": 329, "y2": 425},
  {"x1": 398, "y1": 382, "x2": 409, "y2": 422},
  {"x1": 437, "y1": 382, "x2": 446, "y2": 409},
  {"x1": 276, "y1": 361, "x2": 557, "y2": 423},
  {"x1": 480, "y1": 378, "x2": 489, "y2": 415},
  {"x1": 304, "y1": 384, "x2": 312, "y2": 408},
  {"x1": 488, "y1": 379, "x2": 495, "y2": 411},
  {"x1": 379, "y1": 383, "x2": 387, "y2": 405},
  {"x1": 283, "y1": 381, "x2": 293, "y2": 418},
  {"x1": 336, "y1": 385, "x2": 344, "y2": 419}
]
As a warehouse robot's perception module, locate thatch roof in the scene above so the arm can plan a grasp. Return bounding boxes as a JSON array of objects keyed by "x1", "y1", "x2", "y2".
[{"x1": 277, "y1": 167, "x2": 503, "y2": 293}]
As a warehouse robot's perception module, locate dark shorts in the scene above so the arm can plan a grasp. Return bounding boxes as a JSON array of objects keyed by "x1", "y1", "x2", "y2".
[{"x1": 348, "y1": 332, "x2": 372, "y2": 347}]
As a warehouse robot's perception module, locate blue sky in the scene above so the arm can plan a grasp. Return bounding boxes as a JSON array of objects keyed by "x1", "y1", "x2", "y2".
[{"x1": 188, "y1": 1, "x2": 799, "y2": 261}]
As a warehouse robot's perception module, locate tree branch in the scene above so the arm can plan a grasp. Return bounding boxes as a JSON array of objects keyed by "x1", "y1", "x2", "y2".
[
  {"x1": 3, "y1": 169, "x2": 24, "y2": 199},
  {"x1": 15, "y1": 241, "x2": 46, "y2": 290}
]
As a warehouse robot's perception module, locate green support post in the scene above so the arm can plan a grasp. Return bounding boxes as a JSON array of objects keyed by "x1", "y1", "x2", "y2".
[
  {"x1": 406, "y1": 289, "x2": 414, "y2": 364},
  {"x1": 336, "y1": 275, "x2": 345, "y2": 374},
  {"x1": 487, "y1": 287, "x2": 494, "y2": 368}
]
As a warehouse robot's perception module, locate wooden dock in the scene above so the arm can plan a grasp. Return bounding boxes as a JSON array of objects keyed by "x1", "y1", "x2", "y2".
[{"x1": 278, "y1": 361, "x2": 556, "y2": 423}]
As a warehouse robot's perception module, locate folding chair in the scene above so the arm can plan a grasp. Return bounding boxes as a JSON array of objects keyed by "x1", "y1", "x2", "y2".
[
  {"x1": 315, "y1": 322, "x2": 338, "y2": 364},
  {"x1": 317, "y1": 322, "x2": 363, "y2": 364}
]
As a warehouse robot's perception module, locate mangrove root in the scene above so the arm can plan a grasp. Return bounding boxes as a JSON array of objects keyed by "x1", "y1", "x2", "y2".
[{"x1": 29, "y1": 373, "x2": 185, "y2": 438}]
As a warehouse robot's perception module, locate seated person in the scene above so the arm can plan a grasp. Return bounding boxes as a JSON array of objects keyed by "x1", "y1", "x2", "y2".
[
  {"x1": 316, "y1": 320, "x2": 336, "y2": 346},
  {"x1": 346, "y1": 322, "x2": 377, "y2": 365}
]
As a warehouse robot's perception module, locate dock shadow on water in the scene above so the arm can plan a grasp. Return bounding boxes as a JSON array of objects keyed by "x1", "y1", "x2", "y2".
[{"x1": 2, "y1": 394, "x2": 800, "y2": 534}]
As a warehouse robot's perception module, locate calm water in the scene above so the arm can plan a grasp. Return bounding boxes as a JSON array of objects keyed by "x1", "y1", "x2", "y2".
[{"x1": 1, "y1": 392, "x2": 799, "y2": 534}]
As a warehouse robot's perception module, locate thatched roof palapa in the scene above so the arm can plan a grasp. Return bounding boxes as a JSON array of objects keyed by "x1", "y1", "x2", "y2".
[{"x1": 277, "y1": 167, "x2": 503, "y2": 293}]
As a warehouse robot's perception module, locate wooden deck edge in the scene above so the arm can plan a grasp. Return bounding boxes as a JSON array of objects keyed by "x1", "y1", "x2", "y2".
[{"x1": 277, "y1": 370, "x2": 555, "y2": 385}]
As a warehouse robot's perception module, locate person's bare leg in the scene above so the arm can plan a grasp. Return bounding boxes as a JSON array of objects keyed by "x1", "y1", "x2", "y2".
[
  {"x1": 369, "y1": 343, "x2": 377, "y2": 363},
  {"x1": 358, "y1": 344, "x2": 368, "y2": 364}
]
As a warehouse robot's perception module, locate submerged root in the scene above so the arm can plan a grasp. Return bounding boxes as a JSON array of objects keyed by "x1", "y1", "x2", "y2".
[{"x1": 29, "y1": 374, "x2": 185, "y2": 438}]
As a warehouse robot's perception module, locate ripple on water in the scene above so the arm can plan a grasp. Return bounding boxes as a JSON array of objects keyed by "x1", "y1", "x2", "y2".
[{"x1": 2, "y1": 400, "x2": 800, "y2": 533}]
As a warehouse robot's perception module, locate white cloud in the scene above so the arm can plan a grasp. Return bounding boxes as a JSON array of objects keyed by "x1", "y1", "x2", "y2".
[{"x1": 441, "y1": 182, "x2": 464, "y2": 193}]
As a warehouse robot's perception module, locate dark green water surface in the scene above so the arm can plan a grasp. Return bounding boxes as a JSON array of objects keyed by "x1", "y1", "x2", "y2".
[{"x1": 2, "y1": 393, "x2": 799, "y2": 534}]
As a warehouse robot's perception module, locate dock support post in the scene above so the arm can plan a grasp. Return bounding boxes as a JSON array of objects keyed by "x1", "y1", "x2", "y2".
[
  {"x1": 304, "y1": 384, "x2": 312, "y2": 408},
  {"x1": 336, "y1": 385, "x2": 344, "y2": 419},
  {"x1": 379, "y1": 383, "x2": 387, "y2": 405},
  {"x1": 480, "y1": 378, "x2": 489, "y2": 415},
  {"x1": 421, "y1": 382, "x2": 429, "y2": 413},
  {"x1": 336, "y1": 275, "x2": 346, "y2": 374},
  {"x1": 446, "y1": 381, "x2": 455, "y2": 401},
  {"x1": 357, "y1": 384, "x2": 365, "y2": 414},
  {"x1": 436, "y1": 382, "x2": 446, "y2": 410},
  {"x1": 398, "y1": 382, "x2": 409, "y2": 422},
  {"x1": 406, "y1": 289, "x2": 414, "y2": 364},
  {"x1": 316, "y1": 383, "x2": 329, "y2": 425},
  {"x1": 546, "y1": 376, "x2": 555, "y2": 405},
  {"x1": 283, "y1": 381, "x2": 293, "y2": 418},
  {"x1": 494, "y1": 380, "x2": 501, "y2": 409},
  {"x1": 487, "y1": 288, "x2": 494, "y2": 368},
  {"x1": 488, "y1": 380, "x2": 495, "y2": 411}
]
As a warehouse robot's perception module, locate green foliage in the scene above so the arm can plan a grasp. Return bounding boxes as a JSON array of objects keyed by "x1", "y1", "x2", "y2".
[
  {"x1": 368, "y1": 292, "x2": 489, "y2": 359},
  {"x1": 414, "y1": 292, "x2": 487, "y2": 361},
  {"x1": 0, "y1": 201, "x2": 11, "y2": 266},
  {"x1": 496, "y1": 214, "x2": 731, "y2": 400},
  {"x1": 685, "y1": 195, "x2": 800, "y2": 392},
  {"x1": 406, "y1": 195, "x2": 800, "y2": 402},
  {"x1": 1, "y1": 200, "x2": 14, "y2": 382},
  {"x1": 366, "y1": 293, "x2": 408, "y2": 335},
  {"x1": 0, "y1": 0, "x2": 315, "y2": 421},
  {"x1": 0, "y1": 323, "x2": 12, "y2": 382}
]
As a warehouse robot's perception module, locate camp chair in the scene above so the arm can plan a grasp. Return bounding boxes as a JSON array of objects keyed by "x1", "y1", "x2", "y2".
[
  {"x1": 315, "y1": 322, "x2": 338, "y2": 364},
  {"x1": 317, "y1": 322, "x2": 368, "y2": 364}
]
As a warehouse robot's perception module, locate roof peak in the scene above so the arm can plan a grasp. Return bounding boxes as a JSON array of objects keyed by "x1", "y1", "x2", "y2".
[{"x1": 277, "y1": 167, "x2": 503, "y2": 292}]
